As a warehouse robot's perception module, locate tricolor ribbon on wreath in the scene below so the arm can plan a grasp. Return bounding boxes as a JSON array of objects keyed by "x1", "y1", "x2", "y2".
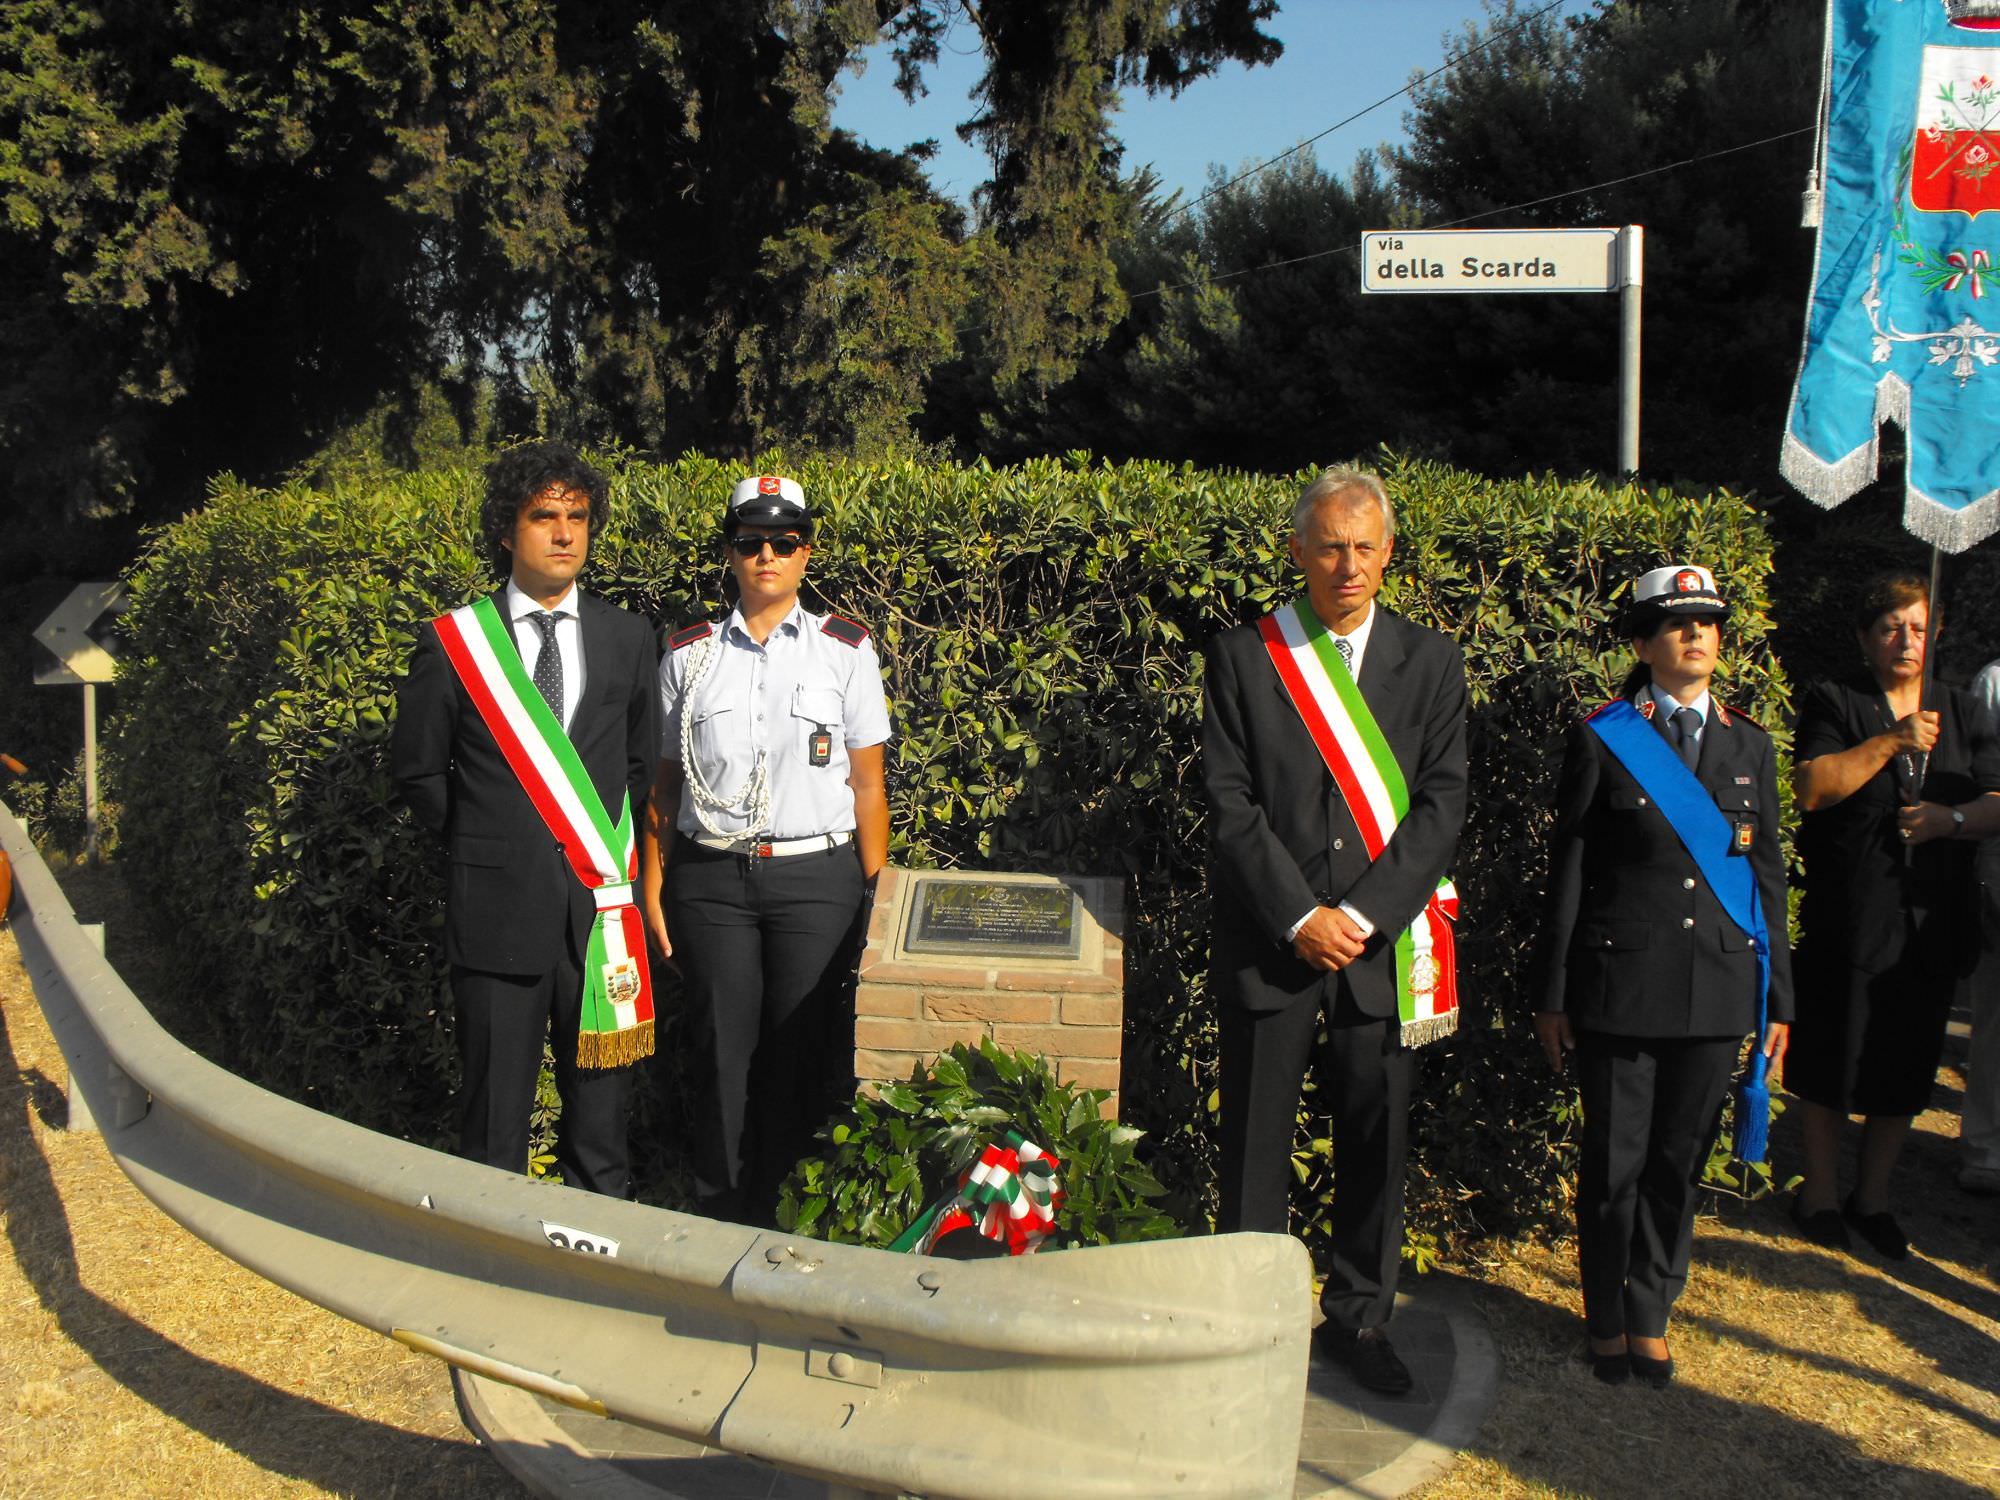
[
  {"x1": 890, "y1": 1131, "x2": 1065, "y2": 1257},
  {"x1": 1258, "y1": 597, "x2": 1460, "y2": 1048},
  {"x1": 430, "y1": 595, "x2": 655, "y2": 1068}
]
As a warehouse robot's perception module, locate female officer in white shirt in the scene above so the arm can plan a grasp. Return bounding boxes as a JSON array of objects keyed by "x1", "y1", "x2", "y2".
[{"x1": 640, "y1": 475, "x2": 891, "y2": 1223}]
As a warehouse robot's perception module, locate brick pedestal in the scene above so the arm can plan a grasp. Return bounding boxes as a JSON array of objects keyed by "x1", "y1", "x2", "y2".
[{"x1": 854, "y1": 868, "x2": 1126, "y2": 1116}]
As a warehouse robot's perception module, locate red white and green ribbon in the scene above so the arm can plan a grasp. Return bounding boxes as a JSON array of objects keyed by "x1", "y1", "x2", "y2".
[
  {"x1": 1257, "y1": 597, "x2": 1460, "y2": 1047},
  {"x1": 431, "y1": 596, "x2": 654, "y2": 1068},
  {"x1": 891, "y1": 1131, "x2": 1065, "y2": 1257}
]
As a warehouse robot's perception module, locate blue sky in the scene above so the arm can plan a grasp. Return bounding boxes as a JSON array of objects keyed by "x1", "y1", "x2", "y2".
[{"x1": 831, "y1": 1, "x2": 1599, "y2": 208}]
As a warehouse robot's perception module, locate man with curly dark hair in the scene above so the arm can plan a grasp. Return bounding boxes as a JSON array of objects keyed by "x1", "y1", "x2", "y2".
[{"x1": 393, "y1": 441, "x2": 660, "y2": 1196}]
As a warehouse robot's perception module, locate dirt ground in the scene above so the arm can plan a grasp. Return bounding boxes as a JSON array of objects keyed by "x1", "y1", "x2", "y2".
[{"x1": 2, "y1": 859, "x2": 1997, "y2": 1498}]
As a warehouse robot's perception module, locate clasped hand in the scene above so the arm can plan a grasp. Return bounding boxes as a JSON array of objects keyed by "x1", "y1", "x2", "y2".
[
  {"x1": 1896, "y1": 800, "x2": 1955, "y2": 846},
  {"x1": 1292, "y1": 904, "x2": 1367, "y2": 971}
]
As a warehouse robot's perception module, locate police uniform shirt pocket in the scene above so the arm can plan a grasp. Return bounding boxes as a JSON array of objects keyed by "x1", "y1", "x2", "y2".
[
  {"x1": 1607, "y1": 789, "x2": 1652, "y2": 813},
  {"x1": 793, "y1": 687, "x2": 844, "y2": 765},
  {"x1": 691, "y1": 702, "x2": 736, "y2": 766}
]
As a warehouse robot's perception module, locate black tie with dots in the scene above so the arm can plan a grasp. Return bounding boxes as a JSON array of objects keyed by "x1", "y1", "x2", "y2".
[
  {"x1": 1335, "y1": 637, "x2": 1355, "y2": 676},
  {"x1": 530, "y1": 611, "x2": 563, "y2": 721}
]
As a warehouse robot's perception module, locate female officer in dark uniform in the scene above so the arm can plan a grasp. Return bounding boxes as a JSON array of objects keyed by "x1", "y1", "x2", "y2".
[
  {"x1": 1533, "y1": 564, "x2": 1791, "y2": 1387},
  {"x1": 639, "y1": 475, "x2": 890, "y2": 1223}
]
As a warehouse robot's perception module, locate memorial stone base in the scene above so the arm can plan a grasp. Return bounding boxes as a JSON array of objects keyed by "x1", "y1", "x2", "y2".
[{"x1": 853, "y1": 867, "x2": 1126, "y2": 1116}]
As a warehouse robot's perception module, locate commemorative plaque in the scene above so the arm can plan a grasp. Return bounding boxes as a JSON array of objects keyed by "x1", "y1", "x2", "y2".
[{"x1": 904, "y1": 875, "x2": 1081, "y2": 960}]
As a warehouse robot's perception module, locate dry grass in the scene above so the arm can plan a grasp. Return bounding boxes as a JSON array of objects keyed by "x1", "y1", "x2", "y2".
[
  {"x1": 1412, "y1": 1075, "x2": 2000, "y2": 1499},
  {"x1": 4, "y1": 859, "x2": 1997, "y2": 1498},
  {"x1": 0, "y1": 874, "x2": 525, "y2": 1499}
]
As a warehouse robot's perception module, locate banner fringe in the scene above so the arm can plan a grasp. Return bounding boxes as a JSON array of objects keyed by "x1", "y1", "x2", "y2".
[
  {"x1": 1400, "y1": 1011, "x2": 1459, "y2": 1050},
  {"x1": 577, "y1": 1018, "x2": 654, "y2": 1070}
]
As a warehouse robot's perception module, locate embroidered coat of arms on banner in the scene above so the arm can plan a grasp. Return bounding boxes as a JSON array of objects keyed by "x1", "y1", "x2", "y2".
[{"x1": 1783, "y1": 0, "x2": 2000, "y2": 550}]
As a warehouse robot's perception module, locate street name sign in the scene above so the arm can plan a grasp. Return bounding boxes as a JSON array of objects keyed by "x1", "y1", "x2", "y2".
[{"x1": 1360, "y1": 227, "x2": 1621, "y2": 294}]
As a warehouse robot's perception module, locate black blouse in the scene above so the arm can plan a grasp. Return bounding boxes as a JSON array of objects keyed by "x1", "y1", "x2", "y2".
[{"x1": 1795, "y1": 672, "x2": 2000, "y2": 974}]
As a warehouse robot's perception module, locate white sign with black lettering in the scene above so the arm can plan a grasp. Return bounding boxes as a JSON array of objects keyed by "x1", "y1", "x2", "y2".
[
  {"x1": 541, "y1": 1220, "x2": 621, "y2": 1258},
  {"x1": 1360, "y1": 228, "x2": 1621, "y2": 294}
]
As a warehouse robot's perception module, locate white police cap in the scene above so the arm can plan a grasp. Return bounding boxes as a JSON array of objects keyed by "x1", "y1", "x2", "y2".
[{"x1": 728, "y1": 474, "x2": 810, "y2": 529}]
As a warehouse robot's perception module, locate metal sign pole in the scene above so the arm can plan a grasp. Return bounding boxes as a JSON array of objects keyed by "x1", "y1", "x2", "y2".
[
  {"x1": 83, "y1": 681, "x2": 100, "y2": 860},
  {"x1": 1618, "y1": 224, "x2": 1644, "y2": 476}
]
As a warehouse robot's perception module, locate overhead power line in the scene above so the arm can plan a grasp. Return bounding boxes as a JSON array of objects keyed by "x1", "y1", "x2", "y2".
[
  {"x1": 1167, "y1": 0, "x2": 1579, "y2": 221},
  {"x1": 1130, "y1": 125, "x2": 1816, "y2": 306}
]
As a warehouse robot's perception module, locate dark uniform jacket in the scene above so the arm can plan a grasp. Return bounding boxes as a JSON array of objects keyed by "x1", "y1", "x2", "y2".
[
  {"x1": 391, "y1": 589, "x2": 660, "y2": 975},
  {"x1": 1535, "y1": 695, "x2": 1794, "y2": 1037},
  {"x1": 1203, "y1": 607, "x2": 1469, "y2": 1017}
]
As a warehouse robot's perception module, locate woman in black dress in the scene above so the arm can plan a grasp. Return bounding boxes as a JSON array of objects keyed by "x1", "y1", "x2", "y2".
[{"x1": 1789, "y1": 572, "x2": 2000, "y2": 1257}]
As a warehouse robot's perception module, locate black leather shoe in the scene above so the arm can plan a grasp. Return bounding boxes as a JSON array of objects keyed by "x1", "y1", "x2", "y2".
[
  {"x1": 1790, "y1": 1195, "x2": 1851, "y2": 1251},
  {"x1": 1587, "y1": 1348, "x2": 1631, "y2": 1385},
  {"x1": 1314, "y1": 1324, "x2": 1414, "y2": 1394},
  {"x1": 1629, "y1": 1352, "x2": 1674, "y2": 1389},
  {"x1": 1842, "y1": 1196, "x2": 1909, "y2": 1260}
]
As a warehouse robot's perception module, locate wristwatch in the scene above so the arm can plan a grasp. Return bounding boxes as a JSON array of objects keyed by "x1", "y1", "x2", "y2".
[{"x1": 1952, "y1": 808, "x2": 1967, "y2": 837}]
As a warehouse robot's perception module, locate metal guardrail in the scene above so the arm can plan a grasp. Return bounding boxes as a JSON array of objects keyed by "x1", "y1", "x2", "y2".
[{"x1": 0, "y1": 804, "x2": 1311, "y2": 1498}]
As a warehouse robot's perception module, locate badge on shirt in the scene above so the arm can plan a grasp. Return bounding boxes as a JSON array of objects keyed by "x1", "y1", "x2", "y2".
[
  {"x1": 809, "y1": 726, "x2": 833, "y2": 766},
  {"x1": 1733, "y1": 821, "x2": 1755, "y2": 853}
]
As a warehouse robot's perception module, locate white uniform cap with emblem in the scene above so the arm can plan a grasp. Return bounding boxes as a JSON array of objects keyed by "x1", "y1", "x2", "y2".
[
  {"x1": 1629, "y1": 562, "x2": 1729, "y2": 628},
  {"x1": 727, "y1": 474, "x2": 811, "y2": 530}
]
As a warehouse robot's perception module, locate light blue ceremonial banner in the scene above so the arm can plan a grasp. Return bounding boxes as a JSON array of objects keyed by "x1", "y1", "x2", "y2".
[{"x1": 1783, "y1": 0, "x2": 2000, "y2": 551}]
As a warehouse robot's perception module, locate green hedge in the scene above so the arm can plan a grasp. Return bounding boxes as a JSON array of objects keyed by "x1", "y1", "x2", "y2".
[{"x1": 110, "y1": 452, "x2": 1788, "y2": 1242}]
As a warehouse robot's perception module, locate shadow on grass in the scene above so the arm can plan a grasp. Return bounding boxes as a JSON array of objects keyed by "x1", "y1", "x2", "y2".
[
  {"x1": 1427, "y1": 1266, "x2": 1996, "y2": 1498},
  {"x1": 0, "y1": 1002, "x2": 522, "y2": 1495}
]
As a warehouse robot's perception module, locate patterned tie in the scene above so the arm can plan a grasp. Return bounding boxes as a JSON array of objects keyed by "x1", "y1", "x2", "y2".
[
  {"x1": 1671, "y1": 706, "x2": 1701, "y2": 771},
  {"x1": 1334, "y1": 636, "x2": 1355, "y2": 676},
  {"x1": 529, "y1": 611, "x2": 563, "y2": 721}
]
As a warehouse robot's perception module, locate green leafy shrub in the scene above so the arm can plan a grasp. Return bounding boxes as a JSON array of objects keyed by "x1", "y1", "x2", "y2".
[
  {"x1": 777, "y1": 1040, "x2": 1179, "y2": 1249},
  {"x1": 109, "y1": 450, "x2": 1789, "y2": 1250}
]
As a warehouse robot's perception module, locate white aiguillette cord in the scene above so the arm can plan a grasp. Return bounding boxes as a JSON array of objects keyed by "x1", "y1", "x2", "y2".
[{"x1": 676, "y1": 632, "x2": 772, "y2": 837}]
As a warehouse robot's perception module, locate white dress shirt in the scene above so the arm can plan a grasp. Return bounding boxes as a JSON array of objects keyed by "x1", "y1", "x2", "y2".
[{"x1": 505, "y1": 579, "x2": 585, "y2": 730}]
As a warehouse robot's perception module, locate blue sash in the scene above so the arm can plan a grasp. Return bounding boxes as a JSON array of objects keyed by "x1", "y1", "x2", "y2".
[{"x1": 1583, "y1": 699, "x2": 1770, "y2": 1024}]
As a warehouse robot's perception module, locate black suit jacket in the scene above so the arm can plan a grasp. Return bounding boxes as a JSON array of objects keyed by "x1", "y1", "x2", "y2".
[
  {"x1": 391, "y1": 589, "x2": 660, "y2": 975},
  {"x1": 1203, "y1": 607, "x2": 1469, "y2": 1017},
  {"x1": 1534, "y1": 698, "x2": 1794, "y2": 1036}
]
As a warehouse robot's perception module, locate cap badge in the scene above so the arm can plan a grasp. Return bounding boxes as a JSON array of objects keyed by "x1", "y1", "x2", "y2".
[
  {"x1": 757, "y1": 475, "x2": 781, "y2": 495},
  {"x1": 1674, "y1": 569, "x2": 1703, "y2": 593}
]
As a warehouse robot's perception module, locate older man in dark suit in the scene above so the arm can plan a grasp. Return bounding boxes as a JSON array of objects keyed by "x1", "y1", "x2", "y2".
[
  {"x1": 393, "y1": 442, "x2": 660, "y2": 1197},
  {"x1": 1203, "y1": 466, "x2": 1468, "y2": 1393}
]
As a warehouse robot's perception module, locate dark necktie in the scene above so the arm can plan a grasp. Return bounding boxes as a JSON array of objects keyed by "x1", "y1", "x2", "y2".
[
  {"x1": 529, "y1": 611, "x2": 563, "y2": 720},
  {"x1": 1335, "y1": 636, "x2": 1355, "y2": 676},
  {"x1": 1671, "y1": 705, "x2": 1701, "y2": 771}
]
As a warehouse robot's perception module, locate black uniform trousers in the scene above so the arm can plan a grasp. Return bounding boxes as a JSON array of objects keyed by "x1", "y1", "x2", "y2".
[
  {"x1": 451, "y1": 931, "x2": 635, "y2": 1198},
  {"x1": 668, "y1": 837, "x2": 864, "y2": 1220},
  {"x1": 1217, "y1": 973, "x2": 1412, "y2": 1332},
  {"x1": 1575, "y1": 1031, "x2": 1737, "y2": 1341}
]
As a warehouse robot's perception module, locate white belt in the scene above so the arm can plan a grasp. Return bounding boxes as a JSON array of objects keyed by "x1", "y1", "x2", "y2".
[{"x1": 690, "y1": 829, "x2": 854, "y2": 858}]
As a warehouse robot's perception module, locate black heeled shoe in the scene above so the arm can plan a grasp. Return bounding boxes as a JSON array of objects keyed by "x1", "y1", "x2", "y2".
[
  {"x1": 1841, "y1": 1195, "x2": 1909, "y2": 1260},
  {"x1": 1587, "y1": 1347, "x2": 1631, "y2": 1385},
  {"x1": 1629, "y1": 1351, "x2": 1675, "y2": 1388}
]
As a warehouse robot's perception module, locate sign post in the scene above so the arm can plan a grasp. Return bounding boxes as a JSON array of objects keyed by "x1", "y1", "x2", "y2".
[
  {"x1": 32, "y1": 582, "x2": 125, "y2": 859},
  {"x1": 1360, "y1": 224, "x2": 1645, "y2": 475}
]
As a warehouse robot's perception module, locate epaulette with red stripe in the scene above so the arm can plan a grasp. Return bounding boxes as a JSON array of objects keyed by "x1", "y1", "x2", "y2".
[
  {"x1": 667, "y1": 619, "x2": 716, "y2": 651},
  {"x1": 1717, "y1": 702, "x2": 1763, "y2": 732},
  {"x1": 820, "y1": 613, "x2": 870, "y2": 647}
]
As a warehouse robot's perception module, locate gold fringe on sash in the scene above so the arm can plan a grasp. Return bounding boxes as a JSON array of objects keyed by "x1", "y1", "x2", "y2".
[
  {"x1": 1399, "y1": 1011, "x2": 1459, "y2": 1050},
  {"x1": 576, "y1": 1018, "x2": 655, "y2": 1070}
]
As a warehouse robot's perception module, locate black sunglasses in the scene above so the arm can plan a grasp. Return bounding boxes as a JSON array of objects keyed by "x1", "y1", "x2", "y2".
[{"x1": 727, "y1": 534, "x2": 807, "y2": 558}]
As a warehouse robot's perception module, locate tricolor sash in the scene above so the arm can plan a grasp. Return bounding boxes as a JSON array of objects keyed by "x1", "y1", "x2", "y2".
[
  {"x1": 1257, "y1": 599, "x2": 1460, "y2": 1047},
  {"x1": 432, "y1": 595, "x2": 654, "y2": 1068}
]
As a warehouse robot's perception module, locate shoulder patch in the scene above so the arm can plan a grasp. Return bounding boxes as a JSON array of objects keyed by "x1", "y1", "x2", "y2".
[
  {"x1": 821, "y1": 613, "x2": 870, "y2": 647},
  {"x1": 1718, "y1": 702, "x2": 1764, "y2": 732},
  {"x1": 668, "y1": 620, "x2": 715, "y2": 651}
]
